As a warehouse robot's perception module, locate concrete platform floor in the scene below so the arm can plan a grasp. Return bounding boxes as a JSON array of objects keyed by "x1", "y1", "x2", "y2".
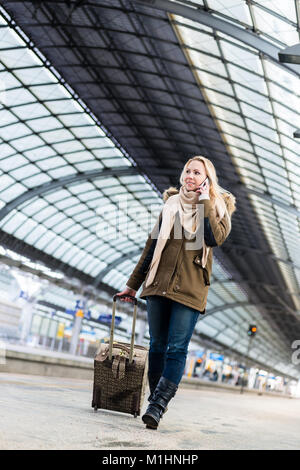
[{"x1": 0, "y1": 372, "x2": 299, "y2": 450}]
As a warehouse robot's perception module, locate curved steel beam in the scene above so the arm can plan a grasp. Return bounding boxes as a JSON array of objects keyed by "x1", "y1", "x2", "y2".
[
  {"x1": 0, "y1": 167, "x2": 139, "y2": 222},
  {"x1": 134, "y1": 0, "x2": 300, "y2": 76}
]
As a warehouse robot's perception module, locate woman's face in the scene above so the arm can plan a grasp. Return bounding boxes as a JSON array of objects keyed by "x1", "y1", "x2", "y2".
[{"x1": 184, "y1": 160, "x2": 207, "y2": 191}]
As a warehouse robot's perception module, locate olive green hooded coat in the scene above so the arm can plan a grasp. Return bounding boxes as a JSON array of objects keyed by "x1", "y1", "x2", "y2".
[{"x1": 126, "y1": 187, "x2": 236, "y2": 314}]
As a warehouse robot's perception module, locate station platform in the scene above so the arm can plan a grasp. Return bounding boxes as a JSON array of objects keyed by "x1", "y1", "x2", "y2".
[
  {"x1": 0, "y1": 343, "x2": 292, "y2": 398},
  {"x1": 0, "y1": 371, "x2": 299, "y2": 450}
]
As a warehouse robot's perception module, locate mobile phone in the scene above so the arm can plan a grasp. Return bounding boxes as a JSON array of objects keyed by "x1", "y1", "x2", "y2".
[{"x1": 198, "y1": 177, "x2": 209, "y2": 191}]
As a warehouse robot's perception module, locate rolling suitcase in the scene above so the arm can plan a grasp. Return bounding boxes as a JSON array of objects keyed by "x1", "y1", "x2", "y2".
[{"x1": 92, "y1": 294, "x2": 149, "y2": 417}]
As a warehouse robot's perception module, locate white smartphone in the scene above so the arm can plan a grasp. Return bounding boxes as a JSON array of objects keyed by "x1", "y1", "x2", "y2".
[{"x1": 198, "y1": 177, "x2": 209, "y2": 191}]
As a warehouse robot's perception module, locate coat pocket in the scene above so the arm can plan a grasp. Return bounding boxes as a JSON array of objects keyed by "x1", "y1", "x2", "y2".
[{"x1": 193, "y1": 255, "x2": 210, "y2": 286}]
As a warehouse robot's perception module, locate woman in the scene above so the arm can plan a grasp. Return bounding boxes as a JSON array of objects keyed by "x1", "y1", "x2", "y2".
[{"x1": 117, "y1": 156, "x2": 236, "y2": 429}]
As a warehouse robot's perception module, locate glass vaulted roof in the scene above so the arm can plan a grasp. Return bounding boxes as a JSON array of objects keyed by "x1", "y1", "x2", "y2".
[
  {"x1": 0, "y1": 7, "x2": 161, "y2": 282},
  {"x1": 169, "y1": 0, "x2": 300, "y2": 313}
]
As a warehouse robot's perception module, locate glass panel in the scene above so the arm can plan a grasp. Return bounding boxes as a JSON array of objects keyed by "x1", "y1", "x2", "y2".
[
  {"x1": 200, "y1": 71, "x2": 235, "y2": 95},
  {"x1": 277, "y1": 119, "x2": 298, "y2": 138},
  {"x1": 264, "y1": 60, "x2": 299, "y2": 94},
  {"x1": 0, "y1": 122, "x2": 29, "y2": 140},
  {"x1": 207, "y1": 0, "x2": 252, "y2": 25},
  {"x1": 255, "y1": 146, "x2": 282, "y2": 164},
  {"x1": 35, "y1": 232, "x2": 57, "y2": 251},
  {"x1": 242, "y1": 106, "x2": 272, "y2": 131},
  {"x1": 220, "y1": 40, "x2": 263, "y2": 74},
  {"x1": 173, "y1": 15, "x2": 212, "y2": 34},
  {"x1": 234, "y1": 84, "x2": 272, "y2": 113},
  {"x1": 245, "y1": 118, "x2": 276, "y2": 138},
  {"x1": 252, "y1": 5, "x2": 298, "y2": 45},
  {"x1": 227, "y1": 63, "x2": 267, "y2": 95},
  {"x1": 23, "y1": 173, "x2": 52, "y2": 188},
  {"x1": 222, "y1": 122, "x2": 249, "y2": 140},
  {"x1": 47, "y1": 166, "x2": 77, "y2": 179},
  {"x1": 18, "y1": 103, "x2": 51, "y2": 124},
  {"x1": 0, "y1": 181, "x2": 26, "y2": 203},
  {"x1": 251, "y1": 133, "x2": 280, "y2": 153},
  {"x1": 269, "y1": 82, "x2": 299, "y2": 110},
  {"x1": 74, "y1": 160, "x2": 103, "y2": 172},
  {"x1": 205, "y1": 88, "x2": 240, "y2": 111},
  {"x1": 102, "y1": 157, "x2": 130, "y2": 167},
  {"x1": 273, "y1": 103, "x2": 300, "y2": 130},
  {"x1": 255, "y1": 0, "x2": 297, "y2": 23},
  {"x1": 225, "y1": 134, "x2": 253, "y2": 152},
  {"x1": 181, "y1": 27, "x2": 220, "y2": 54},
  {"x1": 59, "y1": 113, "x2": 86, "y2": 127},
  {"x1": 40, "y1": 128, "x2": 73, "y2": 144},
  {"x1": 4, "y1": 87, "x2": 35, "y2": 107}
]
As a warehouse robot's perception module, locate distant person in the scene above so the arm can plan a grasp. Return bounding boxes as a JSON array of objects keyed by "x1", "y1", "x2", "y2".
[
  {"x1": 117, "y1": 156, "x2": 236, "y2": 429},
  {"x1": 211, "y1": 370, "x2": 219, "y2": 382}
]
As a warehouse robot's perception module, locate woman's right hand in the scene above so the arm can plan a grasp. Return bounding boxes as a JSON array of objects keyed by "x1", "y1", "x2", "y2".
[{"x1": 116, "y1": 286, "x2": 137, "y2": 303}]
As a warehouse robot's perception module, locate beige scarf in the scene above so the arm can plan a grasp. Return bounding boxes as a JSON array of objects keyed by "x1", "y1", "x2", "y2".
[{"x1": 145, "y1": 185, "x2": 227, "y2": 288}]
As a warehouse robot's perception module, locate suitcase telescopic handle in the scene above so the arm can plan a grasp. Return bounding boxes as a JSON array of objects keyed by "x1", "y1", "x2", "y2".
[{"x1": 109, "y1": 294, "x2": 138, "y2": 363}]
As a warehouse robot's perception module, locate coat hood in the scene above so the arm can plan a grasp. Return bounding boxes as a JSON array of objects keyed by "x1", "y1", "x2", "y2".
[{"x1": 162, "y1": 186, "x2": 236, "y2": 216}]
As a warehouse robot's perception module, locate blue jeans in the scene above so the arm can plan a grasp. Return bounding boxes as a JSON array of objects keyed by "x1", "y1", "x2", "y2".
[{"x1": 146, "y1": 295, "x2": 200, "y2": 386}]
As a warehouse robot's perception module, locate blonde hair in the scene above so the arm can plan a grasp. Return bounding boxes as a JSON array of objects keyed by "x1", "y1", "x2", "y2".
[{"x1": 179, "y1": 156, "x2": 234, "y2": 209}]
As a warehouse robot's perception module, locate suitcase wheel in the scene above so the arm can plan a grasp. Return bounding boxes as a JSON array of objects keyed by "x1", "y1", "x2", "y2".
[{"x1": 134, "y1": 412, "x2": 138, "y2": 418}]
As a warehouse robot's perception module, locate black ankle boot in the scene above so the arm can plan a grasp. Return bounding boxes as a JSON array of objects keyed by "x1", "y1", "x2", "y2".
[
  {"x1": 147, "y1": 373, "x2": 168, "y2": 419},
  {"x1": 142, "y1": 376, "x2": 178, "y2": 430}
]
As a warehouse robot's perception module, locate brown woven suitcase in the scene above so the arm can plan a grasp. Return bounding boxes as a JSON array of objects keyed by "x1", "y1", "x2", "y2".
[{"x1": 92, "y1": 294, "x2": 149, "y2": 417}]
